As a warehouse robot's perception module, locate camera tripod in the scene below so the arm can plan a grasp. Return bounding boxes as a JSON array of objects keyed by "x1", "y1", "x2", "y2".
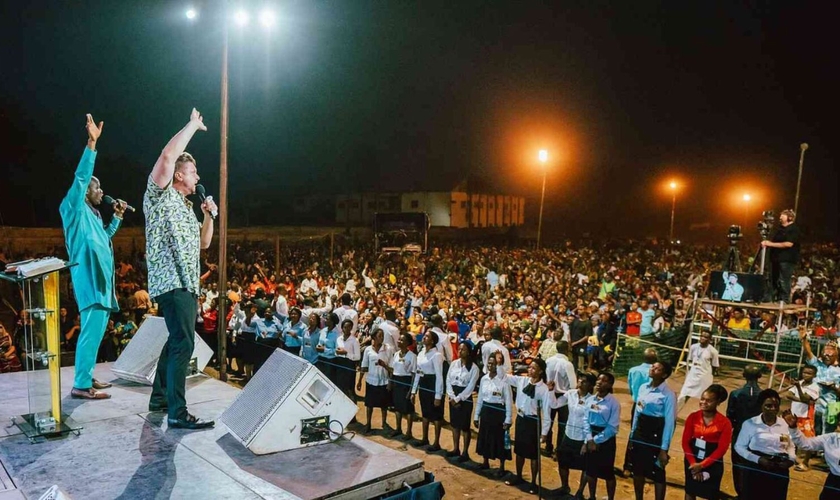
[{"x1": 725, "y1": 243, "x2": 741, "y2": 273}]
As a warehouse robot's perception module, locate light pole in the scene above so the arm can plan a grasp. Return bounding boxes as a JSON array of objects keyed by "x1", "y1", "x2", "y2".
[
  {"x1": 794, "y1": 142, "x2": 808, "y2": 215},
  {"x1": 669, "y1": 181, "x2": 677, "y2": 243},
  {"x1": 743, "y1": 193, "x2": 751, "y2": 229},
  {"x1": 536, "y1": 149, "x2": 548, "y2": 250},
  {"x1": 187, "y1": 5, "x2": 275, "y2": 382}
]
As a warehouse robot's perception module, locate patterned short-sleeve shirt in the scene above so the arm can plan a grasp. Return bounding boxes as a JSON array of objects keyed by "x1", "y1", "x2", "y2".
[{"x1": 143, "y1": 176, "x2": 200, "y2": 298}]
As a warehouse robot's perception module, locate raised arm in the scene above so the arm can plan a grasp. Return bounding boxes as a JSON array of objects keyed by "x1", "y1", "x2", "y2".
[
  {"x1": 61, "y1": 114, "x2": 103, "y2": 216},
  {"x1": 150, "y1": 108, "x2": 207, "y2": 188}
]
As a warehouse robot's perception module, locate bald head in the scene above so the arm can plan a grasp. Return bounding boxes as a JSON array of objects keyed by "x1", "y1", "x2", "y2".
[
  {"x1": 643, "y1": 348, "x2": 658, "y2": 364},
  {"x1": 743, "y1": 365, "x2": 762, "y2": 381}
]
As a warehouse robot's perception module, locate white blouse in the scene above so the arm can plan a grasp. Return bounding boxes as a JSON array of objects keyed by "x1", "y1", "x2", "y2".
[
  {"x1": 390, "y1": 350, "x2": 417, "y2": 377},
  {"x1": 474, "y1": 373, "x2": 513, "y2": 425},
  {"x1": 446, "y1": 359, "x2": 480, "y2": 403},
  {"x1": 361, "y1": 344, "x2": 392, "y2": 386},
  {"x1": 564, "y1": 389, "x2": 594, "y2": 441},
  {"x1": 336, "y1": 334, "x2": 360, "y2": 361},
  {"x1": 412, "y1": 348, "x2": 444, "y2": 399},
  {"x1": 734, "y1": 414, "x2": 796, "y2": 464}
]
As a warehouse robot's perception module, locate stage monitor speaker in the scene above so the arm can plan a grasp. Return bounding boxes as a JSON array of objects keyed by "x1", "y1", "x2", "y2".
[
  {"x1": 112, "y1": 316, "x2": 213, "y2": 385},
  {"x1": 219, "y1": 348, "x2": 358, "y2": 455}
]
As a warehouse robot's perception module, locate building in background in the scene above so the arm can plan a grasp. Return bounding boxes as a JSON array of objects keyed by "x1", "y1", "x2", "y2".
[{"x1": 330, "y1": 191, "x2": 524, "y2": 228}]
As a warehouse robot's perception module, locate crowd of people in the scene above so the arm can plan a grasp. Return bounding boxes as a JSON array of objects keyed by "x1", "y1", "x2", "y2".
[{"x1": 2, "y1": 234, "x2": 840, "y2": 498}]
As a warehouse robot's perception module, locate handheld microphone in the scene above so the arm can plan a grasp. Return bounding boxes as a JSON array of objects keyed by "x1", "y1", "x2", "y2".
[
  {"x1": 102, "y1": 195, "x2": 136, "y2": 212},
  {"x1": 195, "y1": 184, "x2": 218, "y2": 219}
]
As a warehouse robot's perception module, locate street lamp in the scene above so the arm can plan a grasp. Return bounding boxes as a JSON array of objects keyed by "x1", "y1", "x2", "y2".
[
  {"x1": 669, "y1": 181, "x2": 677, "y2": 243},
  {"x1": 794, "y1": 143, "x2": 809, "y2": 216},
  {"x1": 536, "y1": 150, "x2": 548, "y2": 250},
  {"x1": 186, "y1": 5, "x2": 276, "y2": 382},
  {"x1": 743, "y1": 193, "x2": 751, "y2": 229}
]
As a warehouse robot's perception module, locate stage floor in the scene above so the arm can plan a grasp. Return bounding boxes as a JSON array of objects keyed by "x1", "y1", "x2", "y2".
[{"x1": 0, "y1": 363, "x2": 424, "y2": 500}]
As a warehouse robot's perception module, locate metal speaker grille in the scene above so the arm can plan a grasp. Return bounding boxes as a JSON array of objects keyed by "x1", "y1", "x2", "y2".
[
  {"x1": 112, "y1": 317, "x2": 169, "y2": 382},
  {"x1": 220, "y1": 348, "x2": 311, "y2": 443}
]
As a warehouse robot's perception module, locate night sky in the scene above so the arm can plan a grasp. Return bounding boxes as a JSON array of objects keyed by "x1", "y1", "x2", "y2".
[{"x1": 0, "y1": 1, "x2": 836, "y2": 241}]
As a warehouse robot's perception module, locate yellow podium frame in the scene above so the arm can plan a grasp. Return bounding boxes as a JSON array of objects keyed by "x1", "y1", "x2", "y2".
[{"x1": 1, "y1": 264, "x2": 82, "y2": 441}]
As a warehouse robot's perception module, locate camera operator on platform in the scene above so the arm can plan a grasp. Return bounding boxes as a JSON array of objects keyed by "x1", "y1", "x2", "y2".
[{"x1": 761, "y1": 209, "x2": 799, "y2": 303}]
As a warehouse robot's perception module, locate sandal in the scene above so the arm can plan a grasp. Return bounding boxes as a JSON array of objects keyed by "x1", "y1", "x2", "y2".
[{"x1": 504, "y1": 476, "x2": 523, "y2": 486}]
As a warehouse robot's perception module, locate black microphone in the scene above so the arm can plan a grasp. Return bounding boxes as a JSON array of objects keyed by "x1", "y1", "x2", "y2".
[
  {"x1": 102, "y1": 195, "x2": 136, "y2": 212},
  {"x1": 195, "y1": 184, "x2": 217, "y2": 219}
]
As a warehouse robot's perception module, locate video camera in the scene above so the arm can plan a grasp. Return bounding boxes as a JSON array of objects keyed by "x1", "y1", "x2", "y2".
[
  {"x1": 727, "y1": 225, "x2": 743, "y2": 246},
  {"x1": 757, "y1": 210, "x2": 775, "y2": 239}
]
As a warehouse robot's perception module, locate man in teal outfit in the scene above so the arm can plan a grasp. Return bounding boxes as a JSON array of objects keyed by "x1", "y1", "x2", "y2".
[{"x1": 60, "y1": 114, "x2": 127, "y2": 399}]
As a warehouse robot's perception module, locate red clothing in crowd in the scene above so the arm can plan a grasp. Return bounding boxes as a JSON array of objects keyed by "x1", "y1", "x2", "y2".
[{"x1": 681, "y1": 411, "x2": 733, "y2": 468}]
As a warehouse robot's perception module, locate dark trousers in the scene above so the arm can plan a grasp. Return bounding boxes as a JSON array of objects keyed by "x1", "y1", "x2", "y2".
[
  {"x1": 771, "y1": 261, "x2": 795, "y2": 302},
  {"x1": 151, "y1": 289, "x2": 197, "y2": 421},
  {"x1": 545, "y1": 404, "x2": 569, "y2": 451}
]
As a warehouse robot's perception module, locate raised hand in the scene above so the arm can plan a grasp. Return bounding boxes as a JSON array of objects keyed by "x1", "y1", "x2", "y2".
[
  {"x1": 190, "y1": 108, "x2": 208, "y2": 132},
  {"x1": 86, "y1": 114, "x2": 104, "y2": 145},
  {"x1": 781, "y1": 409, "x2": 798, "y2": 428}
]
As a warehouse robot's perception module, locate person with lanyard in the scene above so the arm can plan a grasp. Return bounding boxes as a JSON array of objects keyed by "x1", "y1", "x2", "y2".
[
  {"x1": 504, "y1": 357, "x2": 552, "y2": 495},
  {"x1": 445, "y1": 343, "x2": 480, "y2": 462},
  {"x1": 680, "y1": 384, "x2": 732, "y2": 500},
  {"x1": 622, "y1": 348, "x2": 657, "y2": 477},
  {"x1": 357, "y1": 328, "x2": 392, "y2": 435},
  {"x1": 733, "y1": 389, "x2": 796, "y2": 500},
  {"x1": 544, "y1": 340, "x2": 577, "y2": 457},
  {"x1": 629, "y1": 360, "x2": 677, "y2": 500},
  {"x1": 482, "y1": 326, "x2": 512, "y2": 375},
  {"x1": 726, "y1": 364, "x2": 763, "y2": 497},
  {"x1": 580, "y1": 372, "x2": 621, "y2": 500},
  {"x1": 410, "y1": 330, "x2": 445, "y2": 451},
  {"x1": 281, "y1": 307, "x2": 306, "y2": 356},
  {"x1": 316, "y1": 312, "x2": 341, "y2": 385},
  {"x1": 782, "y1": 407, "x2": 840, "y2": 500},
  {"x1": 301, "y1": 312, "x2": 322, "y2": 366},
  {"x1": 554, "y1": 371, "x2": 596, "y2": 498},
  {"x1": 473, "y1": 353, "x2": 512, "y2": 479},
  {"x1": 387, "y1": 332, "x2": 417, "y2": 441},
  {"x1": 678, "y1": 331, "x2": 720, "y2": 414},
  {"x1": 334, "y1": 319, "x2": 360, "y2": 402},
  {"x1": 799, "y1": 328, "x2": 840, "y2": 437}
]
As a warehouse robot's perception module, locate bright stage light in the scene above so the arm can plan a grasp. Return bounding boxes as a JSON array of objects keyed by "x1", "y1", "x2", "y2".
[
  {"x1": 259, "y1": 9, "x2": 276, "y2": 28},
  {"x1": 234, "y1": 10, "x2": 250, "y2": 26},
  {"x1": 538, "y1": 149, "x2": 548, "y2": 163},
  {"x1": 670, "y1": 181, "x2": 677, "y2": 190},
  {"x1": 743, "y1": 193, "x2": 751, "y2": 201},
  {"x1": 186, "y1": 8, "x2": 197, "y2": 20}
]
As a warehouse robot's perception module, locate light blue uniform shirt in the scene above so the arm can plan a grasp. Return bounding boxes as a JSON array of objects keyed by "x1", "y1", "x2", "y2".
[
  {"x1": 632, "y1": 381, "x2": 677, "y2": 450},
  {"x1": 282, "y1": 320, "x2": 307, "y2": 348},
  {"x1": 318, "y1": 327, "x2": 341, "y2": 358},
  {"x1": 628, "y1": 362, "x2": 652, "y2": 401},
  {"x1": 254, "y1": 317, "x2": 282, "y2": 339},
  {"x1": 583, "y1": 393, "x2": 621, "y2": 444}
]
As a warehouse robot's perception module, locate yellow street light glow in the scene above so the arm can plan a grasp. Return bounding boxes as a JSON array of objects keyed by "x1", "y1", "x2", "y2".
[
  {"x1": 743, "y1": 193, "x2": 751, "y2": 201},
  {"x1": 670, "y1": 181, "x2": 677, "y2": 190},
  {"x1": 538, "y1": 149, "x2": 548, "y2": 163}
]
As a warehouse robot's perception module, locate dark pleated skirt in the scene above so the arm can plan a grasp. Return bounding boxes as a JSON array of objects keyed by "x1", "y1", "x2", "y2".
[
  {"x1": 391, "y1": 375, "x2": 414, "y2": 415},
  {"x1": 476, "y1": 403, "x2": 511, "y2": 461},
  {"x1": 365, "y1": 382, "x2": 390, "y2": 408},
  {"x1": 584, "y1": 426, "x2": 616, "y2": 480},
  {"x1": 419, "y1": 374, "x2": 444, "y2": 421},
  {"x1": 558, "y1": 435, "x2": 586, "y2": 470},
  {"x1": 448, "y1": 385, "x2": 474, "y2": 431},
  {"x1": 514, "y1": 413, "x2": 539, "y2": 459}
]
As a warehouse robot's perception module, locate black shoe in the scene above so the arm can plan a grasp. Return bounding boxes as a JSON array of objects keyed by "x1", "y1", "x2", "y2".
[
  {"x1": 167, "y1": 413, "x2": 215, "y2": 430},
  {"x1": 445, "y1": 449, "x2": 461, "y2": 458},
  {"x1": 457, "y1": 453, "x2": 470, "y2": 463}
]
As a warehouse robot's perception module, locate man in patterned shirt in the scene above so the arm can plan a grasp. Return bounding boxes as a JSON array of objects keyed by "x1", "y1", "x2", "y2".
[{"x1": 144, "y1": 108, "x2": 216, "y2": 430}]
